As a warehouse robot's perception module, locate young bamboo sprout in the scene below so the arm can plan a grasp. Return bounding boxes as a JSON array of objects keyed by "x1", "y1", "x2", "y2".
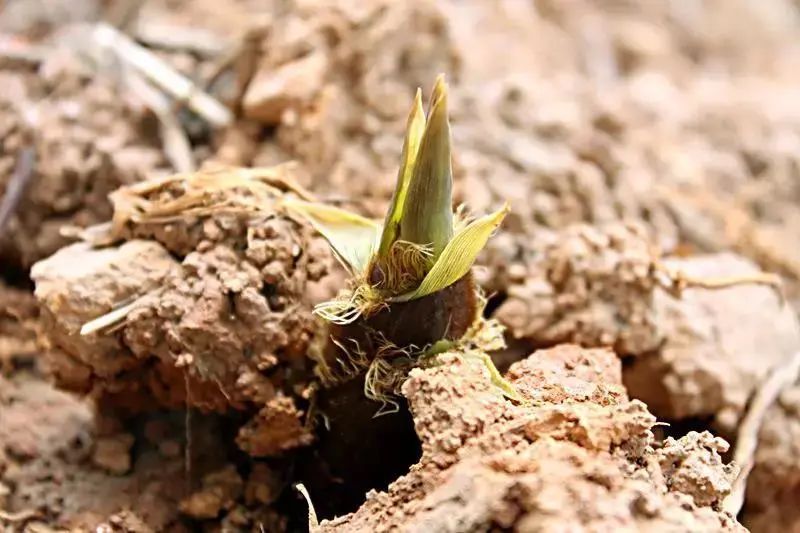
[{"x1": 286, "y1": 75, "x2": 518, "y2": 408}]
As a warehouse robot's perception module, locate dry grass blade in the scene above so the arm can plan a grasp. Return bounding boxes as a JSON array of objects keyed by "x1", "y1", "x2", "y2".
[
  {"x1": 295, "y1": 483, "x2": 320, "y2": 531},
  {"x1": 107, "y1": 164, "x2": 314, "y2": 238},
  {"x1": 0, "y1": 509, "x2": 39, "y2": 523},
  {"x1": 92, "y1": 23, "x2": 232, "y2": 128},
  {"x1": 133, "y1": 22, "x2": 232, "y2": 58},
  {"x1": 723, "y1": 350, "x2": 800, "y2": 515},
  {"x1": 124, "y1": 71, "x2": 195, "y2": 173},
  {"x1": 654, "y1": 260, "x2": 784, "y2": 302},
  {"x1": 80, "y1": 293, "x2": 156, "y2": 336},
  {"x1": 0, "y1": 147, "x2": 35, "y2": 238}
]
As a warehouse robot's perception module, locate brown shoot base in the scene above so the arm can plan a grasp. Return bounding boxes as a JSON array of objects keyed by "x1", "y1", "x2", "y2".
[
  {"x1": 298, "y1": 375, "x2": 421, "y2": 519},
  {"x1": 301, "y1": 275, "x2": 478, "y2": 518}
]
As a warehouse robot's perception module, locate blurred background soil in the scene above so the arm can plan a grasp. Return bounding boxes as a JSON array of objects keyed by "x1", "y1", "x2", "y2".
[{"x1": 2, "y1": 0, "x2": 800, "y2": 531}]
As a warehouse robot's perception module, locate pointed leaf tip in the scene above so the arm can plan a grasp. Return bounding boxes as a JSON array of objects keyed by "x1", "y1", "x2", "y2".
[
  {"x1": 429, "y1": 74, "x2": 447, "y2": 109},
  {"x1": 398, "y1": 80, "x2": 453, "y2": 257},
  {"x1": 378, "y1": 87, "x2": 427, "y2": 258}
]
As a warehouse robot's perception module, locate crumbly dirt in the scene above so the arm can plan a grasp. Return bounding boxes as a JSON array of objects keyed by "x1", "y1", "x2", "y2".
[
  {"x1": 495, "y1": 222, "x2": 662, "y2": 355},
  {"x1": 0, "y1": 282, "x2": 38, "y2": 373},
  {"x1": 322, "y1": 345, "x2": 741, "y2": 532},
  {"x1": 30, "y1": 171, "x2": 329, "y2": 459},
  {"x1": 0, "y1": 370, "x2": 289, "y2": 531},
  {"x1": 496, "y1": 221, "x2": 800, "y2": 430},
  {"x1": 0, "y1": 54, "x2": 166, "y2": 271},
  {"x1": 4, "y1": 0, "x2": 800, "y2": 530}
]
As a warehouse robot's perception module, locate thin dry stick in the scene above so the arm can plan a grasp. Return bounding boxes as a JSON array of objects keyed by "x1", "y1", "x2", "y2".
[
  {"x1": 0, "y1": 147, "x2": 35, "y2": 238},
  {"x1": 134, "y1": 22, "x2": 231, "y2": 58},
  {"x1": 182, "y1": 363, "x2": 194, "y2": 494},
  {"x1": 0, "y1": 509, "x2": 39, "y2": 523},
  {"x1": 0, "y1": 35, "x2": 47, "y2": 64},
  {"x1": 654, "y1": 261, "x2": 784, "y2": 301},
  {"x1": 723, "y1": 350, "x2": 800, "y2": 516},
  {"x1": 80, "y1": 292, "x2": 155, "y2": 336},
  {"x1": 295, "y1": 483, "x2": 320, "y2": 530},
  {"x1": 92, "y1": 23, "x2": 232, "y2": 128},
  {"x1": 124, "y1": 71, "x2": 195, "y2": 173}
]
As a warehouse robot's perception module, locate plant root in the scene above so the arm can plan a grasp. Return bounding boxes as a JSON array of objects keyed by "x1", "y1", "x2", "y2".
[
  {"x1": 654, "y1": 260, "x2": 784, "y2": 301},
  {"x1": 724, "y1": 350, "x2": 800, "y2": 515}
]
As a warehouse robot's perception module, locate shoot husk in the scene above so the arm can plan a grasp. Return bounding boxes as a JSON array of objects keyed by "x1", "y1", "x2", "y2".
[{"x1": 284, "y1": 75, "x2": 517, "y2": 405}]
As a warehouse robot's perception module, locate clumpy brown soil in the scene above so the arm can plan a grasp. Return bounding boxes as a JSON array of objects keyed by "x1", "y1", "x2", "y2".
[
  {"x1": 30, "y1": 169, "x2": 329, "y2": 456},
  {"x1": 496, "y1": 222, "x2": 799, "y2": 430},
  {"x1": 4, "y1": 0, "x2": 800, "y2": 531},
  {"x1": 323, "y1": 346, "x2": 741, "y2": 532},
  {"x1": 0, "y1": 53, "x2": 166, "y2": 272}
]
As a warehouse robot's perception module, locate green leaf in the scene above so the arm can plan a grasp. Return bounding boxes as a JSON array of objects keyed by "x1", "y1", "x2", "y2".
[
  {"x1": 283, "y1": 199, "x2": 379, "y2": 275},
  {"x1": 378, "y1": 89, "x2": 426, "y2": 258},
  {"x1": 398, "y1": 75, "x2": 453, "y2": 258},
  {"x1": 391, "y1": 204, "x2": 509, "y2": 302}
]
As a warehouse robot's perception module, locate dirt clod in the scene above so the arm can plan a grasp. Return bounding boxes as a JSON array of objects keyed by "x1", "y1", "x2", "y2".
[
  {"x1": 657, "y1": 431, "x2": 736, "y2": 508},
  {"x1": 179, "y1": 465, "x2": 243, "y2": 520},
  {"x1": 31, "y1": 169, "x2": 330, "y2": 459},
  {"x1": 322, "y1": 345, "x2": 742, "y2": 532},
  {"x1": 626, "y1": 254, "x2": 800, "y2": 429},
  {"x1": 496, "y1": 222, "x2": 660, "y2": 355},
  {"x1": 92, "y1": 434, "x2": 135, "y2": 475},
  {"x1": 0, "y1": 55, "x2": 164, "y2": 271},
  {"x1": 495, "y1": 222, "x2": 800, "y2": 434}
]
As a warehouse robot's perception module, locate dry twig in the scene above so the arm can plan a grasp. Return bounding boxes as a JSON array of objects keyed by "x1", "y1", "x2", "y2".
[
  {"x1": 723, "y1": 350, "x2": 800, "y2": 515},
  {"x1": 124, "y1": 71, "x2": 195, "y2": 173},
  {"x1": 92, "y1": 23, "x2": 232, "y2": 128},
  {"x1": 0, "y1": 34, "x2": 47, "y2": 64},
  {"x1": 654, "y1": 260, "x2": 784, "y2": 301},
  {"x1": 80, "y1": 292, "x2": 156, "y2": 336},
  {"x1": 133, "y1": 22, "x2": 231, "y2": 58},
  {"x1": 0, "y1": 509, "x2": 39, "y2": 523},
  {"x1": 0, "y1": 147, "x2": 35, "y2": 238}
]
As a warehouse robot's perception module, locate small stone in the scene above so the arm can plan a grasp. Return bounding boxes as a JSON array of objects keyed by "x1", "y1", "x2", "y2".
[
  {"x1": 158, "y1": 440, "x2": 181, "y2": 458},
  {"x1": 92, "y1": 433, "x2": 135, "y2": 475},
  {"x1": 179, "y1": 465, "x2": 243, "y2": 520},
  {"x1": 243, "y1": 52, "x2": 328, "y2": 124}
]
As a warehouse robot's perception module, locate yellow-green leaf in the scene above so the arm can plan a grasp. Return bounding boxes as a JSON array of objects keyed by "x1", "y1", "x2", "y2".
[
  {"x1": 391, "y1": 204, "x2": 509, "y2": 302},
  {"x1": 283, "y1": 199, "x2": 378, "y2": 275},
  {"x1": 378, "y1": 89, "x2": 426, "y2": 258},
  {"x1": 398, "y1": 76, "x2": 454, "y2": 257},
  {"x1": 428, "y1": 73, "x2": 447, "y2": 109}
]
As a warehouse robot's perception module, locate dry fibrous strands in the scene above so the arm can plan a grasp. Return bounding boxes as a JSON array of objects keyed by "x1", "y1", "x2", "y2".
[
  {"x1": 77, "y1": 164, "x2": 313, "y2": 335},
  {"x1": 723, "y1": 350, "x2": 800, "y2": 515},
  {"x1": 106, "y1": 164, "x2": 313, "y2": 237},
  {"x1": 653, "y1": 259, "x2": 784, "y2": 301},
  {"x1": 92, "y1": 23, "x2": 232, "y2": 128}
]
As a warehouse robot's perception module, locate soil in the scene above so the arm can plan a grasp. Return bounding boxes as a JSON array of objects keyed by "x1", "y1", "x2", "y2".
[
  {"x1": 2, "y1": 0, "x2": 800, "y2": 532},
  {"x1": 323, "y1": 346, "x2": 741, "y2": 532}
]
